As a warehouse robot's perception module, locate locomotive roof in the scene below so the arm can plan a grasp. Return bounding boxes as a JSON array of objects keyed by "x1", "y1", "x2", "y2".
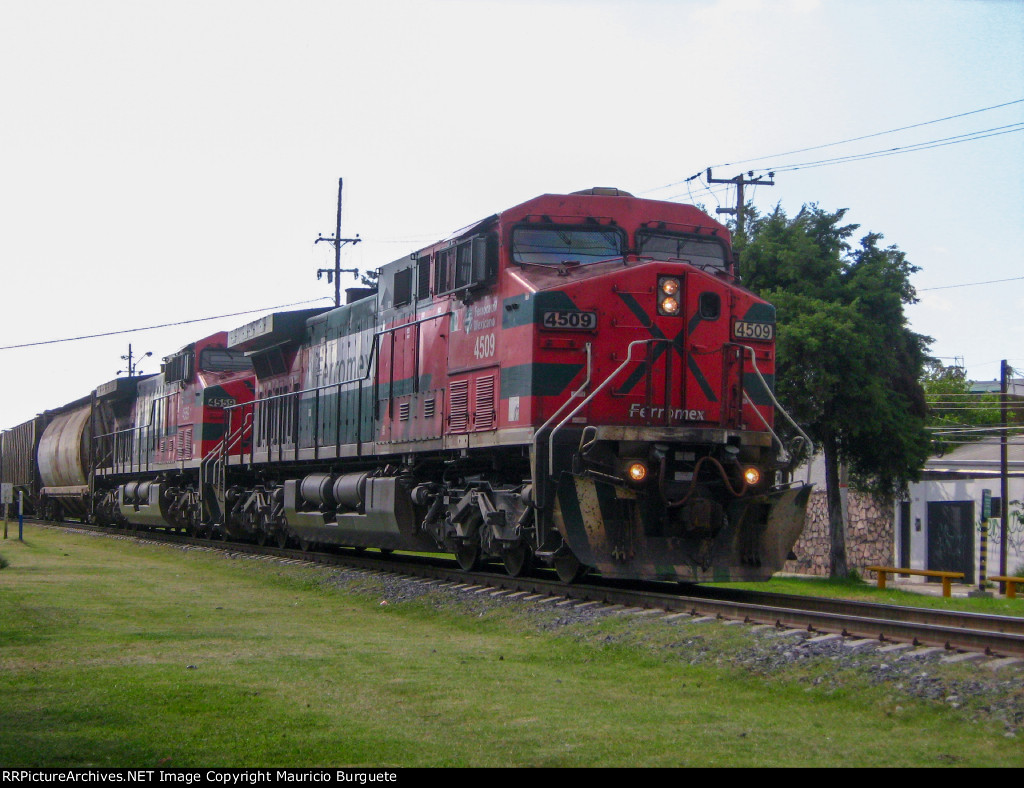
[
  {"x1": 498, "y1": 190, "x2": 731, "y2": 240},
  {"x1": 407, "y1": 189, "x2": 731, "y2": 262}
]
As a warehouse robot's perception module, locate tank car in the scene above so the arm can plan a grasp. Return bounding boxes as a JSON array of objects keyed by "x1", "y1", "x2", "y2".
[{"x1": 213, "y1": 188, "x2": 811, "y2": 581}]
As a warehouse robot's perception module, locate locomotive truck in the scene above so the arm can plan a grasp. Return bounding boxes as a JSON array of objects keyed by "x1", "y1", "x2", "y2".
[{"x1": 1, "y1": 188, "x2": 811, "y2": 583}]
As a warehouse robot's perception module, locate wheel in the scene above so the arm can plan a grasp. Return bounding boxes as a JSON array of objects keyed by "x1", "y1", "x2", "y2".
[
  {"x1": 502, "y1": 543, "x2": 534, "y2": 578},
  {"x1": 455, "y1": 543, "x2": 481, "y2": 572},
  {"x1": 553, "y1": 550, "x2": 587, "y2": 584},
  {"x1": 298, "y1": 534, "x2": 315, "y2": 552},
  {"x1": 242, "y1": 510, "x2": 260, "y2": 543},
  {"x1": 255, "y1": 528, "x2": 269, "y2": 546}
]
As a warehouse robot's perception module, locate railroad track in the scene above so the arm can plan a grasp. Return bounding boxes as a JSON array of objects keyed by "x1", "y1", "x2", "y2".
[{"x1": 29, "y1": 519, "x2": 1024, "y2": 660}]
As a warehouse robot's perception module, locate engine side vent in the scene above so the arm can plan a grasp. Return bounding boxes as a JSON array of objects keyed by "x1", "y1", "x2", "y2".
[
  {"x1": 177, "y1": 427, "x2": 193, "y2": 461},
  {"x1": 449, "y1": 381, "x2": 469, "y2": 433},
  {"x1": 474, "y1": 375, "x2": 495, "y2": 431}
]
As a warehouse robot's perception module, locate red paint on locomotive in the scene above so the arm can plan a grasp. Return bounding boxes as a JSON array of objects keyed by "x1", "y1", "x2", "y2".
[{"x1": 5, "y1": 188, "x2": 810, "y2": 582}]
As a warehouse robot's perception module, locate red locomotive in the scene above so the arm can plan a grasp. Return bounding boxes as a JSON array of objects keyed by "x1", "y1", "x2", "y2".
[{"x1": 1, "y1": 188, "x2": 810, "y2": 583}]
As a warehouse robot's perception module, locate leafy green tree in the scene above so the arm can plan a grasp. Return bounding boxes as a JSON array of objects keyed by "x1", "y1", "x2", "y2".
[
  {"x1": 358, "y1": 268, "x2": 379, "y2": 288},
  {"x1": 736, "y1": 205, "x2": 931, "y2": 577},
  {"x1": 921, "y1": 361, "x2": 1023, "y2": 453}
]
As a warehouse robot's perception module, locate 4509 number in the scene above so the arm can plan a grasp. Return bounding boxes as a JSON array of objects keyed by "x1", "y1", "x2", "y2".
[
  {"x1": 732, "y1": 320, "x2": 775, "y2": 341},
  {"x1": 541, "y1": 310, "x2": 597, "y2": 330},
  {"x1": 473, "y1": 333, "x2": 496, "y2": 360}
]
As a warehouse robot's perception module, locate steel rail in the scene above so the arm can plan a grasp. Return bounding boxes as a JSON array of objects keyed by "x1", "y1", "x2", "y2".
[
  {"x1": 30, "y1": 520, "x2": 1024, "y2": 659},
  {"x1": 675, "y1": 585, "x2": 1024, "y2": 636}
]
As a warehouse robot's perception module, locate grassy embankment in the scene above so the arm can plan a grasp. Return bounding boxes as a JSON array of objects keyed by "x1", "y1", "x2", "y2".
[{"x1": 0, "y1": 525, "x2": 1021, "y2": 767}]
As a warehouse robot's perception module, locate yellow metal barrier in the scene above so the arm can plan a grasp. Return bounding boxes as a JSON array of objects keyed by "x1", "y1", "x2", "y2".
[
  {"x1": 865, "y1": 566, "x2": 965, "y2": 598},
  {"x1": 989, "y1": 575, "x2": 1024, "y2": 600}
]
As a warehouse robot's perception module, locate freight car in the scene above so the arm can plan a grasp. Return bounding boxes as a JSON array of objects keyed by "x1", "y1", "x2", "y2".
[{"x1": 1, "y1": 188, "x2": 811, "y2": 583}]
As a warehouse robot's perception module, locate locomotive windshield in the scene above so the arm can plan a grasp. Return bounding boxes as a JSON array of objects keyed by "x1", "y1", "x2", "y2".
[
  {"x1": 511, "y1": 227, "x2": 624, "y2": 266},
  {"x1": 637, "y1": 231, "x2": 728, "y2": 270},
  {"x1": 199, "y1": 348, "x2": 253, "y2": 372}
]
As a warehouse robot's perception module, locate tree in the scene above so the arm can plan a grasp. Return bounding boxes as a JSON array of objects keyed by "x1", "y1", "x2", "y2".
[
  {"x1": 736, "y1": 205, "x2": 931, "y2": 577},
  {"x1": 922, "y1": 361, "x2": 1023, "y2": 453},
  {"x1": 358, "y1": 268, "x2": 379, "y2": 288}
]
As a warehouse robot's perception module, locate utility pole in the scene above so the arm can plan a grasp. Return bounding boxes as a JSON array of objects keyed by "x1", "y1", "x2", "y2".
[
  {"x1": 706, "y1": 168, "x2": 774, "y2": 237},
  {"x1": 315, "y1": 177, "x2": 362, "y2": 307},
  {"x1": 118, "y1": 344, "x2": 152, "y2": 377},
  {"x1": 1000, "y1": 359, "x2": 1009, "y2": 587}
]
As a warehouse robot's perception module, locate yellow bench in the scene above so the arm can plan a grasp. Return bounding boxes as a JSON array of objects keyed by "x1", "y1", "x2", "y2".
[
  {"x1": 989, "y1": 575, "x2": 1024, "y2": 600},
  {"x1": 865, "y1": 566, "x2": 965, "y2": 598}
]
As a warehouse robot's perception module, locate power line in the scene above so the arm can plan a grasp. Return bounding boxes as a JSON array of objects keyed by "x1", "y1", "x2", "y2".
[
  {"x1": 710, "y1": 98, "x2": 1024, "y2": 170},
  {"x1": 0, "y1": 297, "x2": 333, "y2": 351},
  {"x1": 919, "y1": 275, "x2": 1024, "y2": 292},
  {"x1": 643, "y1": 97, "x2": 1024, "y2": 194},
  {"x1": 751, "y1": 124, "x2": 1023, "y2": 174}
]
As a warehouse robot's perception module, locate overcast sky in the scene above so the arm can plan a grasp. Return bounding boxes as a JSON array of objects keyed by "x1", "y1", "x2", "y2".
[{"x1": 1, "y1": 0, "x2": 1022, "y2": 428}]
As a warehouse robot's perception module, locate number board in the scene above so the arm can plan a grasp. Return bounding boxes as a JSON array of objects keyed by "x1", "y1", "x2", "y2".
[
  {"x1": 541, "y1": 311, "x2": 597, "y2": 330},
  {"x1": 732, "y1": 320, "x2": 774, "y2": 341}
]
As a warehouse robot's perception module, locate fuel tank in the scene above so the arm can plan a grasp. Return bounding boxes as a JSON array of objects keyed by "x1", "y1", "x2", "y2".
[{"x1": 37, "y1": 405, "x2": 91, "y2": 488}]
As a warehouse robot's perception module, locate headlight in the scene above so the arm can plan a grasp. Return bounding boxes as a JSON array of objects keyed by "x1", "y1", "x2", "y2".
[
  {"x1": 742, "y1": 466, "x2": 762, "y2": 486},
  {"x1": 627, "y1": 461, "x2": 648, "y2": 483},
  {"x1": 658, "y1": 277, "x2": 682, "y2": 316}
]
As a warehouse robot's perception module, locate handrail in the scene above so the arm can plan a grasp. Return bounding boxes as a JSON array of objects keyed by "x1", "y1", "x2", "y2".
[
  {"x1": 530, "y1": 342, "x2": 591, "y2": 508},
  {"x1": 205, "y1": 410, "x2": 253, "y2": 469},
  {"x1": 224, "y1": 309, "x2": 453, "y2": 457},
  {"x1": 537, "y1": 338, "x2": 810, "y2": 505},
  {"x1": 734, "y1": 343, "x2": 815, "y2": 463},
  {"x1": 547, "y1": 338, "x2": 662, "y2": 476},
  {"x1": 93, "y1": 424, "x2": 153, "y2": 474},
  {"x1": 237, "y1": 310, "x2": 453, "y2": 406}
]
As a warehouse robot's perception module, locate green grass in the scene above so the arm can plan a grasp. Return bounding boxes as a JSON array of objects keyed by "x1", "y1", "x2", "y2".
[{"x1": 0, "y1": 526, "x2": 1021, "y2": 767}]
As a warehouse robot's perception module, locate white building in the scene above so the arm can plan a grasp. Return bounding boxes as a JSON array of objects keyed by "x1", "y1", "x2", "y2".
[{"x1": 901, "y1": 437, "x2": 1024, "y2": 584}]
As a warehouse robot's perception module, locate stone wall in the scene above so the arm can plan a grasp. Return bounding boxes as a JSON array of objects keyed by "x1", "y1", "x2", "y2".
[{"x1": 783, "y1": 490, "x2": 894, "y2": 576}]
